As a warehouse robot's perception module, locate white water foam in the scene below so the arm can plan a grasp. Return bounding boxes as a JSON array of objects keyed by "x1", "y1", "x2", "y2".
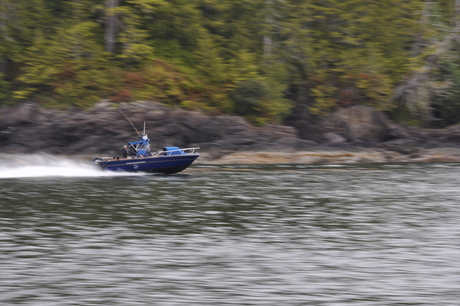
[{"x1": 0, "y1": 154, "x2": 147, "y2": 178}]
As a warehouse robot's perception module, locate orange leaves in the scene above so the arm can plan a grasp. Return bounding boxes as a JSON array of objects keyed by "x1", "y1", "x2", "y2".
[
  {"x1": 124, "y1": 72, "x2": 147, "y2": 89},
  {"x1": 110, "y1": 89, "x2": 133, "y2": 102}
]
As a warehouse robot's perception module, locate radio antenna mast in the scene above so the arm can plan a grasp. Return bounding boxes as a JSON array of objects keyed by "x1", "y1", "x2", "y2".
[{"x1": 119, "y1": 110, "x2": 140, "y2": 135}]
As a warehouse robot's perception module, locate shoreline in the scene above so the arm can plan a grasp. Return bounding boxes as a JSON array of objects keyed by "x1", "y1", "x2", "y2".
[
  {"x1": 3, "y1": 101, "x2": 460, "y2": 164},
  {"x1": 194, "y1": 147, "x2": 460, "y2": 164},
  {"x1": 4, "y1": 145, "x2": 460, "y2": 165}
]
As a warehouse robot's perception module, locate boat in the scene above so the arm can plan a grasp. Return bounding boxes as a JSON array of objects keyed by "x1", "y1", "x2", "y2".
[{"x1": 92, "y1": 111, "x2": 200, "y2": 174}]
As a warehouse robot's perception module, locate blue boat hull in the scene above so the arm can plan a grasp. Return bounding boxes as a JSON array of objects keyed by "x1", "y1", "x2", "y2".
[{"x1": 98, "y1": 154, "x2": 199, "y2": 174}]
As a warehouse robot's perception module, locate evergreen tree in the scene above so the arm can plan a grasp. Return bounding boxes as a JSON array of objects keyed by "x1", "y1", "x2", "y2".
[{"x1": 4, "y1": 0, "x2": 460, "y2": 127}]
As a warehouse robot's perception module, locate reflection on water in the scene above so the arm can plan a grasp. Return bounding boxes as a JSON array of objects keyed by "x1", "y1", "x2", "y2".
[{"x1": 1, "y1": 161, "x2": 460, "y2": 305}]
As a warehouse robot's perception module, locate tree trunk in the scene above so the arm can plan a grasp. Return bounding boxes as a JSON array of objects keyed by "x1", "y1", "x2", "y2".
[
  {"x1": 0, "y1": 58, "x2": 7, "y2": 73},
  {"x1": 455, "y1": 0, "x2": 460, "y2": 41},
  {"x1": 105, "y1": 0, "x2": 118, "y2": 53},
  {"x1": 263, "y1": 0, "x2": 273, "y2": 58},
  {"x1": 411, "y1": 0, "x2": 431, "y2": 56},
  {"x1": 0, "y1": 0, "x2": 17, "y2": 42}
]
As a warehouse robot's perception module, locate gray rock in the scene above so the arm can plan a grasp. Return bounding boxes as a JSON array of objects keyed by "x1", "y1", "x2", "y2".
[
  {"x1": 381, "y1": 138, "x2": 421, "y2": 155},
  {"x1": 0, "y1": 102, "x2": 38, "y2": 127},
  {"x1": 320, "y1": 105, "x2": 388, "y2": 141},
  {"x1": 0, "y1": 101, "x2": 301, "y2": 156},
  {"x1": 323, "y1": 132, "x2": 347, "y2": 144},
  {"x1": 2, "y1": 100, "x2": 460, "y2": 159}
]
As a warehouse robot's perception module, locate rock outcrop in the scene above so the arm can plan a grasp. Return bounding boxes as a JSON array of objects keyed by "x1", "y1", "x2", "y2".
[
  {"x1": 0, "y1": 101, "x2": 314, "y2": 157},
  {"x1": 1, "y1": 101, "x2": 460, "y2": 164}
]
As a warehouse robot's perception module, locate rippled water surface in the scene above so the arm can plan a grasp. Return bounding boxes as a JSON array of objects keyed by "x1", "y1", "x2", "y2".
[{"x1": 1, "y1": 156, "x2": 460, "y2": 305}]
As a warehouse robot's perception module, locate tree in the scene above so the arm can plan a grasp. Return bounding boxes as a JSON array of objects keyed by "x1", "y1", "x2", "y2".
[
  {"x1": 12, "y1": 0, "x2": 112, "y2": 107},
  {"x1": 105, "y1": 0, "x2": 118, "y2": 53},
  {"x1": 391, "y1": 0, "x2": 460, "y2": 125},
  {"x1": 265, "y1": 0, "x2": 422, "y2": 115}
]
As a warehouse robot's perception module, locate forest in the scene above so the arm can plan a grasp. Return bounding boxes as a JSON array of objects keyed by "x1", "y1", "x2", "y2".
[{"x1": 1, "y1": 0, "x2": 460, "y2": 127}]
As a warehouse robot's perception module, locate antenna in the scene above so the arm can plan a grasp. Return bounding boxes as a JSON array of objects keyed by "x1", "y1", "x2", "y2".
[
  {"x1": 119, "y1": 110, "x2": 140, "y2": 135},
  {"x1": 143, "y1": 121, "x2": 146, "y2": 136}
]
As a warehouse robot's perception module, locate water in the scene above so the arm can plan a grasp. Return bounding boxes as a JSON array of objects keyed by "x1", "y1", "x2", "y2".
[{"x1": 1, "y1": 155, "x2": 460, "y2": 305}]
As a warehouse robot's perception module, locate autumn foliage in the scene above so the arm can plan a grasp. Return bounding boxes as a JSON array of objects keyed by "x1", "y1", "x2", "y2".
[{"x1": 1, "y1": 0, "x2": 460, "y2": 126}]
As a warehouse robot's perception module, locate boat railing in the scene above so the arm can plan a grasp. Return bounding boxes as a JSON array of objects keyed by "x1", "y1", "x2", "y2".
[
  {"x1": 92, "y1": 156, "x2": 116, "y2": 162},
  {"x1": 93, "y1": 147, "x2": 199, "y2": 163},
  {"x1": 151, "y1": 147, "x2": 200, "y2": 157}
]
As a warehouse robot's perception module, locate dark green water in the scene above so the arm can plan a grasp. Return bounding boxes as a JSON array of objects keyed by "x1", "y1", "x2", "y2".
[{"x1": 1, "y1": 156, "x2": 460, "y2": 305}]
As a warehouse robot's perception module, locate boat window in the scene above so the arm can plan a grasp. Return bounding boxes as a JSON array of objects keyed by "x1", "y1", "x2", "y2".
[{"x1": 139, "y1": 143, "x2": 150, "y2": 151}]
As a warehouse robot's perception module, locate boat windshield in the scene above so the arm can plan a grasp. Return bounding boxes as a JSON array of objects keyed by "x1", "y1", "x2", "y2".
[{"x1": 139, "y1": 143, "x2": 150, "y2": 151}]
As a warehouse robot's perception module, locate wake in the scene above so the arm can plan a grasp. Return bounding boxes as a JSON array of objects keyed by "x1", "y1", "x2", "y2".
[{"x1": 0, "y1": 154, "x2": 146, "y2": 178}]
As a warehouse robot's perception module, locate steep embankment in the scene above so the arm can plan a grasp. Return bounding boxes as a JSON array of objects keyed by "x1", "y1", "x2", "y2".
[{"x1": 1, "y1": 101, "x2": 460, "y2": 164}]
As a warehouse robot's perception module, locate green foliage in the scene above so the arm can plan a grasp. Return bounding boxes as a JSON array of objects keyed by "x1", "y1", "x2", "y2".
[
  {"x1": 231, "y1": 77, "x2": 291, "y2": 125},
  {"x1": 109, "y1": 59, "x2": 230, "y2": 114},
  {"x1": 0, "y1": 72, "x2": 9, "y2": 104},
  {"x1": 13, "y1": 21, "x2": 111, "y2": 108},
  {"x1": 391, "y1": 1, "x2": 460, "y2": 126},
  {"x1": 4, "y1": 0, "x2": 460, "y2": 126},
  {"x1": 232, "y1": 79, "x2": 268, "y2": 115},
  {"x1": 272, "y1": 0, "x2": 420, "y2": 115},
  {"x1": 112, "y1": 3, "x2": 156, "y2": 66},
  {"x1": 260, "y1": 63, "x2": 292, "y2": 124},
  {"x1": 429, "y1": 57, "x2": 460, "y2": 127}
]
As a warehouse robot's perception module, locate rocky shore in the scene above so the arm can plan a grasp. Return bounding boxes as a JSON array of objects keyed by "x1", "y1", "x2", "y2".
[{"x1": 2, "y1": 101, "x2": 460, "y2": 164}]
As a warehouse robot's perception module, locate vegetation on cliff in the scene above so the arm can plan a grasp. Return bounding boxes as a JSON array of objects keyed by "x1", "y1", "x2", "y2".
[{"x1": 1, "y1": 0, "x2": 460, "y2": 126}]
